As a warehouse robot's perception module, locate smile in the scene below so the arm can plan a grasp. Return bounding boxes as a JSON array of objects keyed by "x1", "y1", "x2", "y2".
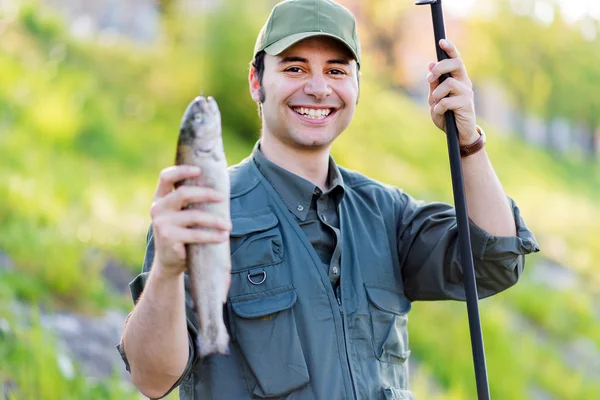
[{"x1": 291, "y1": 106, "x2": 335, "y2": 120}]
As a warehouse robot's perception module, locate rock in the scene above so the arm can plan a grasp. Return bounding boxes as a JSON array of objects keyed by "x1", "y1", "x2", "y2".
[
  {"x1": 101, "y1": 258, "x2": 136, "y2": 295},
  {"x1": 528, "y1": 385, "x2": 556, "y2": 400},
  {"x1": 560, "y1": 337, "x2": 600, "y2": 382},
  {"x1": 508, "y1": 309, "x2": 600, "y2": 387},
  {"x1": 5, "y1": 301, "x2": 137, "y2": 393},
  {"x1": 0, "y1": 317, "x2": 10, "y2": 336},
  {"x1": 40, "y1": 308, "x2": 131, "y2": 382},
  {"x1": 529, "y1": 258, "x2": 580, "y2": 292},
  {"x1": 56, "y1": 351, "x2": 75, "y2": 380},
  {"x1": 0, "y1": 250, "x2": 14, "y2": 272},
  {"x1": 2, "y1": 378, "x2": 18, "y2": 399}
]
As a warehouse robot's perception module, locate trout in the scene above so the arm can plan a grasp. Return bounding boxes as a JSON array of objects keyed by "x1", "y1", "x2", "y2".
[{"x1": 175, "y1": 96, "x2": 231, "y2": 357}]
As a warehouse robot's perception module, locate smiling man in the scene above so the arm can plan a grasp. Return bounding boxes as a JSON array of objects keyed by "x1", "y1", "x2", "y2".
[{"x1": 117, "y1": 1, "x2": 539, "y2": 399}]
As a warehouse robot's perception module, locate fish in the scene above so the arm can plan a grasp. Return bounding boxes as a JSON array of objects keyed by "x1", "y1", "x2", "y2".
[{"x1": 174, "y1": 96, "x2": 231, "y2": 358}]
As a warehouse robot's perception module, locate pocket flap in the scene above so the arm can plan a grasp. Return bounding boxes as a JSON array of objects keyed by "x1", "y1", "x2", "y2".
[
  {"x1": 231, "y1": 286, "x2": 297, "y2": 319},
  {"x1": 365, "y1": 284, "x2": 411, "y2": 315},
  {"x1": 383, "y1": 387, "x2": 413, "y2": 400},
  {"x1": 230, "y1": 210, "x2": 278, "y2": 237}
]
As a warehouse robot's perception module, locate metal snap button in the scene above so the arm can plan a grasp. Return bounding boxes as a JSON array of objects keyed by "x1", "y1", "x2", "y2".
[{"x1": 247, "y1": 271, "x2": 267, "y2": 285}]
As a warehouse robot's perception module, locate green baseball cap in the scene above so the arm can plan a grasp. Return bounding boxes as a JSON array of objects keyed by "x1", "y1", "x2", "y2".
[{"x1": 253, "y1": 0, "x2": 361, "y2": 67}]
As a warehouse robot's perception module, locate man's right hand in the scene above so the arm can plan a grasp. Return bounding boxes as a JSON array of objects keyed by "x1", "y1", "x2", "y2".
[{"x1": 149, "y1": 165, "x2": 232, "y2": 277}]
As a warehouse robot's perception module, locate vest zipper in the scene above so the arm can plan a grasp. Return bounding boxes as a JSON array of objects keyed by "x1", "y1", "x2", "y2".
[{"x1": 335, "y1": 284, "x2": 357, "y2": 400}]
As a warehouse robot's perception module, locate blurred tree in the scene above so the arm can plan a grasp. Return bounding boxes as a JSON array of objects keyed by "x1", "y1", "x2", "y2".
[
  {"x1": 465, "y1": 0, "x2": 600, "y2": 158},
  {"x1": 156, "y1": 0, "x2": 177, "y2": 15},
  {"x1": 172, "y1": 0, "x2": 268, "y2": 141},
  {"x1": 344, "y1": 0, "x2": 412, "y2": 86},
  {"x1": 157, "y1": 0, "x2": 185, "y2": 46}
]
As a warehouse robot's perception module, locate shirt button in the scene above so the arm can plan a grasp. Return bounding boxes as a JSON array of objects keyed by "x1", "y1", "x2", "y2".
[
  {"x1": 332, "y1": 266, "x2": 339, "y2": 275},
  {"x1": 297, "y1": 204, "x2": 304, "y2": 212}
]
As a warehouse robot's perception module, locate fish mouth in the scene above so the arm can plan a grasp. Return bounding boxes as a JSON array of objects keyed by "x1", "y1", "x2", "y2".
[{"x1": 289, "y1": 105, "x2": 338, "y2": 124}]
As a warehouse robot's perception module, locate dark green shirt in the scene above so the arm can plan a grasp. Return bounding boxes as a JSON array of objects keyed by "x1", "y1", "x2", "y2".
[{"x1": 253, "y1": 144, "x2": 344, "y2": 286}]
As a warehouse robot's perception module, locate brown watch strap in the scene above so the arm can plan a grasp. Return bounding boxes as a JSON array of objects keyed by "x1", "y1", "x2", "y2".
[{"x1": 460, "y1": 126, "x2": 486, "y2": 158}]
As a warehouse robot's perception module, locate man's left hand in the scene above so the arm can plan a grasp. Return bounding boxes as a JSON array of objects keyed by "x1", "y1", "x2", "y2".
[{"x1": 427, "y1": 39, "x2": 479, "y2": 146}]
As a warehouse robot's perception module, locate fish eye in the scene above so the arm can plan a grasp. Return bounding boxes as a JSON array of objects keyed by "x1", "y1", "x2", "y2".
[{"x1": 194, "y1": 114, "x2": 203, "y2": 123}]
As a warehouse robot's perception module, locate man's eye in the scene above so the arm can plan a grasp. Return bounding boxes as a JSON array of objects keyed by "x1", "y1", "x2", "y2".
[
  {"x1": 329, "y1": 69, "x2": 346, "y2": 75},
  {"x1": 286, "y1": 67, "x2": 303, "y2": 73}
]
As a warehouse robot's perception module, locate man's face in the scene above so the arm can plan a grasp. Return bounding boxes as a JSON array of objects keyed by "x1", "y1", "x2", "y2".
[{"x1": 250, "y1": 36, "x2": 359, "y2": 150}]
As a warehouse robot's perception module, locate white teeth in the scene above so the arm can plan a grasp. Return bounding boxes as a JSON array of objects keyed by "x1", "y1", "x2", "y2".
[{"x1": 292, "y1": 107, "x2": 332, "y2": 119}]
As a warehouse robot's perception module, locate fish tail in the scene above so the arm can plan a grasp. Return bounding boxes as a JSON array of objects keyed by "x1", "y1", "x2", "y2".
[{"x1": 197, "y1": 325, "x2": 230, "y2": 358}]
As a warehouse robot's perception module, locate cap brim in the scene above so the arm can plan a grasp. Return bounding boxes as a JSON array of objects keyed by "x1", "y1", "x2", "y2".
[{"x1": 263, "y1": 32, "x2": 359, "y2": 65}]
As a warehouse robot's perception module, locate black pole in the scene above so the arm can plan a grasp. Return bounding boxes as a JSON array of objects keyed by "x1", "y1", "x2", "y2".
[{"x1": 415, "y1": 1, "x2": 491, "y2": 399}]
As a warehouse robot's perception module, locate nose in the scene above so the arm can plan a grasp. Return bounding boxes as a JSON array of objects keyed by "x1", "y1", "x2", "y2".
[{"x1": 304, "y1": 73, "x2": 332, "y2": 100}]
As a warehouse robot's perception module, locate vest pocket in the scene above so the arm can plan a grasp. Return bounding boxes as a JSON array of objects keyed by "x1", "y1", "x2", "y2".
[
  {"x1": 230, "y1": 285, "x2": 309, "y2": 398},
  {"x1": 230, "y1": 209, "x2": 284, "y2": 272},
  {"x1": 364, "y1": 283, "x2": 412, "y2": 364}
]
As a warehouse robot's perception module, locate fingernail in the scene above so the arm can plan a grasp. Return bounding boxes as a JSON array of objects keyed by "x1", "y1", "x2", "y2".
[
  {"x1": 441, "y1": 39, "x2": 449, "y2": 46},
  {"x1": 427, "y1": 73, "x2": 434, "y2": 82},
  {"x1": 189, "y1": 166, "x2": 201, "y2": 173}
]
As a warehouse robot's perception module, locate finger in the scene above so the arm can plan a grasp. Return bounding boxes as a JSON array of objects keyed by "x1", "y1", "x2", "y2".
[
  {"x1": 177, "y1": 227, "x2": 230, "y2": 244},
  {"x1": 428, "y1": 58, "x2": 468, "y2": 84},
  {"x1": 427, "y1": 67, "x2": 442, "y2": 105},
  {"x1": 439, "y1": 39, "x2": 460, "y2": 59},
  {"x1": 151, "y1": 186, "x2": 225, "y2": 216},
  {"x1": 155, "y1": 166, "x2": 201, "y2": 199},
  {"x1": 428, "y1": 61, "x2": 436, "y2": 72},
  {"x1": 432, "y1": 95, "x2": 472, "y2": 116},
  {"x1": 431, "y1": 78, "x2": 472, "y2": 104},
  {"x1": 167, "y1": 210, "x2": 232, "y2": 231},
  {"x1": 428, "y1": 78, "x2": 441, "y2": 106},
  {"x1": 157, "y1": 225, "x2": 230, "y2": 245}
]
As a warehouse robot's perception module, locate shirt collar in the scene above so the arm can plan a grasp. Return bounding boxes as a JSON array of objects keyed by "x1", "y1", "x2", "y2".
[{"x1": 252, "y1": 141, "x2": 345, "y2": 220}]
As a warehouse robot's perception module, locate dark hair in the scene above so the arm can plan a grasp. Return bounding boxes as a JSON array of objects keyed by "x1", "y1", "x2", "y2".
[{"x1": 251, "y1": 51, "x2": 266, "y2": 118}]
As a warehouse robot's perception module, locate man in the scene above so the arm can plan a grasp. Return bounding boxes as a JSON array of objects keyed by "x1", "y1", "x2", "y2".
[{"x1": 117, "y1": 0, "x2": 539, "y2": 399}]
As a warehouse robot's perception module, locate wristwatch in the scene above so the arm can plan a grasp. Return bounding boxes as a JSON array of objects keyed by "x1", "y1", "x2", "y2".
[{"x1": 460, "y1": 126, "x2": 486, "y2": 158}]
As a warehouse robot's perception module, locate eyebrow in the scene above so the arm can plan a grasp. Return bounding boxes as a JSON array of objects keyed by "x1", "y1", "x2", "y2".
[
  {"x1": 278, "y1": 56, "x2": 351, "y2": 65},
  {"x1": 279, "y1": 56, "x2": 308, "y2": 64}
]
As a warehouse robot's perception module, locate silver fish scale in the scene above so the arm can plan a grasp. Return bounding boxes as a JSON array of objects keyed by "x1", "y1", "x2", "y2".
[{"x1": 175, "y1": 96, "x2": 231, "y2": 358}]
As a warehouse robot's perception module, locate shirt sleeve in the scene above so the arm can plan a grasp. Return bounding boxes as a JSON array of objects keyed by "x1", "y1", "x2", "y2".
[
  {"x1": 116, "y1": 225, "x2": 199, "y2": 399},
  {"x1": 395, "y1": 190, "x2": 540, "y2": 302}
]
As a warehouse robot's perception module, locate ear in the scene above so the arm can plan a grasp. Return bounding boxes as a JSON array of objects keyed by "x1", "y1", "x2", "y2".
[
  {"x1": 356, "y1": 70, "x2": 361, "y2": 105},
  {"x1": 249, "y1": 64, "x2": 262, "y2": 103}
]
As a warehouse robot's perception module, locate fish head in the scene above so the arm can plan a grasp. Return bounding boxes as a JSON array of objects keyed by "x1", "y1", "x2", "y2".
[{"x1": 178, "y1": 96, "x2": 222, "y2": 153}]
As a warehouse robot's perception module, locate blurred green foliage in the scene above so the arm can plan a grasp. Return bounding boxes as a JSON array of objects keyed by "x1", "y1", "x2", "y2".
[
  {"x1": 0, "y1": 0, "x2": 599, "y2": 399},
  {"x1": 465, "y1": 0, "x2": 600, "y2": 150}
]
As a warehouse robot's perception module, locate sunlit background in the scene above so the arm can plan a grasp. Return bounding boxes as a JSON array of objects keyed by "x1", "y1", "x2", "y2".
[{"x1": 0, "y1": 0, "x2": 599, "y2": 399}]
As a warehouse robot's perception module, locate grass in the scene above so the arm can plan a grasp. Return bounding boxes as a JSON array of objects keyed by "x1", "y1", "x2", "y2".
[
  {"x1": 409, "y1": 296, "x2": 600, "y2": 399},
  {"x1": 1, "y1": 1, "x2": 599, "y2": 399},
  {"x1": 0, "y1": 295, "x2": 140, "y2": 400}
]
